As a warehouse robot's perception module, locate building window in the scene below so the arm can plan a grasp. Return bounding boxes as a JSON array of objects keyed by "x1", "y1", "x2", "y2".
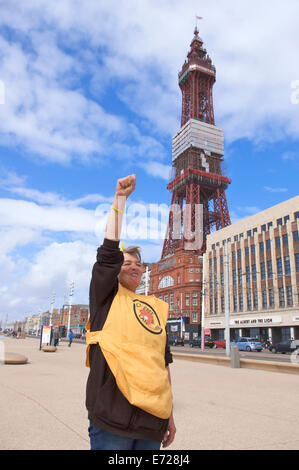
[
  {"x1": 239, "y1": 294, "x2": 243, "y2": 311},
  {"x1": 295, "y1": 211, "x2": 299, "y2": 219},
  {"x1": 169, "y1": 293, "x2": 174, "y2": 311},
  {"x1": 164, "y1": 294, "x2": 168, "y2": 304},
  {"x1": 247, "y1": 292, "x2": 252, "y2": 310},
  {"x1": 251, "y1": 245, "x2": 255, "y2": 255},
  {"x1": 277, "y1": 218, "x2": 283, "y2": 226},
  {"x1": 253, "y1": 291, "x2": 258, "y2": 309},
  {"x1": 158, "y1": 276, "x2": 174, "y2": 289},
  {"x1": 237, "y1": 249, "x2": 241, "y2": 260},
  {"x1": 282, "y1": 327, "x2": 291, "y2": 341},
  {"x1": 286, "y1": 286, "x2": 293, "y2": 306},
  {"x1": 260, "y1": 262, "x2": 266, "y2": 280},
  {"x1": 186, "y1": 293, "x2": 190, "y2": 306},
  {"x1": 284, "y1": 215, "x2": 290, "y2": 224},
  {"x1": 268, "y1": 222, "x2": 273, "y2": 229},
  {"x1": 245, "y1": 246, "x2": 249, "y2": 257},
  {"x1": 233, "y1": 269, "x2": 236, "y2": 285},
  {"x1": 277, "y1": 257, "x2": 283, "y2": 275},
  {"x1": 233, "y1": 295, "x2": 237, "y2": 311},
  {"x1": 262, "y1": 290, "x2": 267, "y2": 309},
  {"x1": 238, "y1": 268, "x2": 242, "y2": 285},
  {"x1": 267, "y1": 259, "x2": 273, "y2": 278},
  {"x1": 234, "y1": 235, "x2": 238, "y2": 242},
  {"x1": 261, "y1": 224, "x2": 266, "y2": 232},
  {"x1": 296, "y1": 253, "x2": 299, "y2": 272},
  {"x1": 247, "y1": 230, "x2": 252, "y2": 237},
  {"x1": 246, "y1": 266, "x2": 250, "y2": 283},
  {"x1": 269, "y1": 289, "x2": 274, "y2": 308},
  {"x1": 284, "y1": 256, "x2": 291, "y2": 275},
  {"x1": 214, "y1": 297, "x2": 218, "y2": 313},
  {"x1": 192, "y1": 292, "x2": 198, "y2": 306},
  {"x1": 266, "y1": 239, "x2": 271, "y2": 251},
  {"x1": 177, "y1": 274, "x2": 180, "y2": 284},
  {"x1": 221, "y1": 272, "x2": 224, "y2": 286},
  {"x1": 259, "y1": 241, "x2": 264, "y2": 253},
  {"x1": 283, "y1": 234, "x2": 288, "y2": 246},
  {"x1": 279, "y1": 287, "x2": 285, "y2": 307},
  {"x1": 189, "y1": 268, "x2": 193, "y2": 273},
  {"x1": 220, "y1": 255, "x2": 223, "y2": 264},
  {"x1": 221, "y1": 296, "x2": 224, "y2": 313},
  {"x1": 252, "y1": 264, "x2": 257, "y2": 282},
  {"x1": 232, "y1": 251, "x2": 236, "y2": 261},
  {"x1": 293, "y1": 230, "x2": 299, "y2": 243},
  {"x1": 275, "y1": 236, "x2": 281, "y2": 248},
  {"x1": 192, "y1": 312, "x2": 198, "y2": 322}
]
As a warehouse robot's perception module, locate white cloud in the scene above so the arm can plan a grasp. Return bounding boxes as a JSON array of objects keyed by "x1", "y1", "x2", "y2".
[
  {"x1": 264, "y1": 186, "x2": 288, "y2": 193},
  {"x1": 0, "y1": 0, "x2": 298, "y2": 169}
]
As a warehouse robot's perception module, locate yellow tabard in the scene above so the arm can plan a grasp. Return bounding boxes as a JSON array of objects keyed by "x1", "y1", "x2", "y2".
[{"x1": 86, "y1": 283, "x2": 173, "y2": 419}]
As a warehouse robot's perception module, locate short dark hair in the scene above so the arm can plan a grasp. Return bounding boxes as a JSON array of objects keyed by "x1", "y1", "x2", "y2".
[{"x1": 123, "y1": 245, "x2": 142, "y2": 262}]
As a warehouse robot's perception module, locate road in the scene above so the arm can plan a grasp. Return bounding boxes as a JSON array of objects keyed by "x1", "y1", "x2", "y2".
[{"x1": 171, "y1": 345, "x2": 294, "y2": 363}]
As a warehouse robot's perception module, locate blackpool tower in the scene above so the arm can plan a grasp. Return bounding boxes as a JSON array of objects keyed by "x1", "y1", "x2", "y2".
[{"x1": 149, "y1": 27, "x2": 231, "y2": 337}]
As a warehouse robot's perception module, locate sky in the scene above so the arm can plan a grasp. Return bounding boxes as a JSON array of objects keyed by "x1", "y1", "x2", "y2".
[{"x1": 0, "y1": 0, "x2": 298, "y2": 324}]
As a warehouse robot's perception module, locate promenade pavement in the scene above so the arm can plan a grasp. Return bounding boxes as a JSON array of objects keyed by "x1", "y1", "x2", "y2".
[{"x1": 1, "y1": 335, "x2": 299, "y2": 450}]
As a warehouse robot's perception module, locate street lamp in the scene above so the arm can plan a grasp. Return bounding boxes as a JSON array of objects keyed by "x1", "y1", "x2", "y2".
[{"x1": 67, "y1": 281, "x2": 75, "y2": 338}]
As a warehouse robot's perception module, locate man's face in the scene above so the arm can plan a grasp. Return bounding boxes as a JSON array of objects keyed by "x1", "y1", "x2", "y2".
[{"x1": 118, "y1": 253, "x2": 144, "y2": 292}]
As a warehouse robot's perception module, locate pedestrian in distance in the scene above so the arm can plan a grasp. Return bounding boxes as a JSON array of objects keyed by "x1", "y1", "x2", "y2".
[
  {"x1": 85, "y1": 174, "x2": 176, "y2": 451},
  {"x1": 68, "y1": 330, "x2": 73, "y2": 347},
  {"x1": 53, "y1": 328, "x2": 59, "y2": 347}
]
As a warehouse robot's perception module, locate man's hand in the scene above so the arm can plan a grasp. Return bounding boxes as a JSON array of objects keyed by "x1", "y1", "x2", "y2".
[
  {"x1": 162, "y1": 412, "x2": 176, "y2": 448},
  {"x1": 115, "y1": 174, "x2": 136, "y2": 199}
]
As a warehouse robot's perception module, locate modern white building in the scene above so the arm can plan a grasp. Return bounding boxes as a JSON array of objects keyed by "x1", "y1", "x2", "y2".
[{"x1": 204, "y1": 196, "x2": 299, "y2": 343}]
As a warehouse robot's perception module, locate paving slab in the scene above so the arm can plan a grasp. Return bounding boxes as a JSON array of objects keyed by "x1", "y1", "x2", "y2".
[{"x1": 0, "y1": 336, "x2": 299, "y2": 450}]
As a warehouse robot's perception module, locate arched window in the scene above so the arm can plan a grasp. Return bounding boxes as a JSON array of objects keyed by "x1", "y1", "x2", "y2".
[{"x1": 158, "y1": 276, "x2": 174, "y2": 289}]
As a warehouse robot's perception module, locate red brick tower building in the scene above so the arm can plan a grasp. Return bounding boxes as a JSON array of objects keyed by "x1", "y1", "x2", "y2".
[{"x1": 149, "y1": 27, "x2": 231, "y2": 339}]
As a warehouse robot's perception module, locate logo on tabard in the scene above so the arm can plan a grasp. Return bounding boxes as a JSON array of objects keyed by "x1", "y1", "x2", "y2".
[{"x1": 133, "y1": 300, "x2": 163, "y2": 335}]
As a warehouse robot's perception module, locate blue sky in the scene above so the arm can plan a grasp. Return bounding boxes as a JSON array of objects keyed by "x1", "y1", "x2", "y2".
[{"x1": 0, "y1": 0, "x2": 298, "y2": 324}]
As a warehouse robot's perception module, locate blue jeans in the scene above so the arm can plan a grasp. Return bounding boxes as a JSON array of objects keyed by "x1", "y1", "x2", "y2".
[{"x1": 88, "y1": 420, "x2": 161, "y2": 450}]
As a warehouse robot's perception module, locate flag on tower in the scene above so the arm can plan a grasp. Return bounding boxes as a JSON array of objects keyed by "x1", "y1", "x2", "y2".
[{"x1": 196, "y1": 16, "x2": 203, "y2": 20}]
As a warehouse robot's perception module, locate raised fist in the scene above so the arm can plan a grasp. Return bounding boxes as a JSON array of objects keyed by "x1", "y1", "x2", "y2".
[{"x1": 115, "y1": 174, "x2": 136, "y2": 198}]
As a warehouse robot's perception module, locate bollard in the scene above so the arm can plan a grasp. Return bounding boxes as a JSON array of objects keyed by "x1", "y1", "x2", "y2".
[{"x1": 230, "y1": 345, "x2": 240, "y2": 368}]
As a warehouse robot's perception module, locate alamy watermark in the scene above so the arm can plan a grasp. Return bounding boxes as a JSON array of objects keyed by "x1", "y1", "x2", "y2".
[
  {"x1": 290, "y1": 348, "x2": 299, "y2": 365},
  {"x1": 95, "y1": 201, "x2": 204, "y2": 251},
  {"x1": 290, "y1": 80, "x2": 299, "y2": 104}
]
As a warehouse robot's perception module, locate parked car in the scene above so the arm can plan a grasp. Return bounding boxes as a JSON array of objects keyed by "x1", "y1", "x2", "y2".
[
  {"x1": 269, "y1": 339, "x2": 299, "y2": 354},
  {"x1": 231, "y1": 337, "x2": 263, "y2": 352},
  {"x1": 169, "y1": 336, "x2": 184, "y2": 346},
  {"x1": 189, "y1": 337, "x2": 215, "y2": 348},
  {"x1": 213, "y1": 339, "x2": 226, "y2": 349}
]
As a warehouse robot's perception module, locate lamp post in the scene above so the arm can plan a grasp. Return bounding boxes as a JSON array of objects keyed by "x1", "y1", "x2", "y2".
[
  {"x1": 201, "y1": 253, "x2": 206, "y2": 352},
  {"x1": 224, "y1": 241, "x2": 231, "y2": 357},
  {"x1": 49, "y1": 292, "x2": 55, "y2": 327},
  {"x1": 67, "y1": 281, "x2": 75, "y2": 338}
]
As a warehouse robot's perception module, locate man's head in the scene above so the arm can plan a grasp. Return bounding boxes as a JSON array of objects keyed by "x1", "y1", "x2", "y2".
[{"x1": 118, "y1": 246, "x2": 144, "y2": 292}]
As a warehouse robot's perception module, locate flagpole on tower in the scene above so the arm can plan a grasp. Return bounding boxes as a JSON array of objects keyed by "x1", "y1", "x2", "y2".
[{"x1": 195, "y1": 15, "x2": 203, "y2": 29}]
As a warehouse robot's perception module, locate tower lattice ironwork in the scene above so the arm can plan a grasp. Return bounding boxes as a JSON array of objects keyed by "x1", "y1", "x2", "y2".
[{"x1": 161, "y1": 27, "x2": 231, "y2": 259}]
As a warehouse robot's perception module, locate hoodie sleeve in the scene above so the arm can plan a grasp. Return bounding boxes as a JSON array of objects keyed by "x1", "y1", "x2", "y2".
[{"x1": 89, "y1": 238, "x2": 124, "y2": 331}]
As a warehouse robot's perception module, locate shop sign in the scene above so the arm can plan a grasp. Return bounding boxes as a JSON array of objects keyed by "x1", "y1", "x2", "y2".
[
  {"x1": 293, "y1": 317, "x2": 299, "y2": 322},
  {"x1": 230, "y1": 316, "x2": 282, "y2": 326}
]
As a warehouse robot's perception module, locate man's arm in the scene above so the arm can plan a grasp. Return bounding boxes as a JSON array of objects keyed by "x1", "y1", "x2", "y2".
[
  {"x1": 89, "y1": 175, "x2": 137, "y2": 329},
  {"x1": 105, "y1": 174, "x2": 136, "y2": 241},
  {"x1": 162, "y1": 367, "x2": 176, "y2": 448}
]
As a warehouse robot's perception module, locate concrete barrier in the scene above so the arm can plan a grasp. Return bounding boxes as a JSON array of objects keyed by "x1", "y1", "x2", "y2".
[
  {"x1": 4, "y1": 352, "x2": 28, "y2": 365},
  {"x1": 172, "y1": 352, "x2": 299, "y2": 375}
]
